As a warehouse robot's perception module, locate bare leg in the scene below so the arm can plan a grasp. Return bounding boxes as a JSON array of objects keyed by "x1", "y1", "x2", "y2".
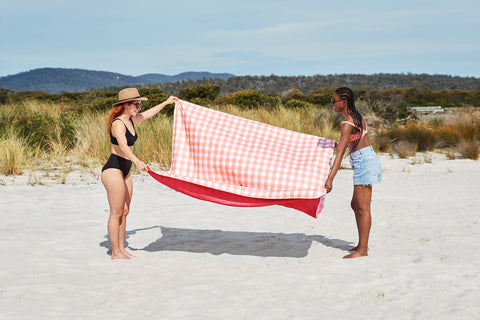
[
  {"x1": 120, "y1": 174, "x2": 134, "y2": 258},
  {"x1": 101, "y1": 169, "x2": 130, "y2": 259},
  {"x1": 349, "y1": 194, "x2": 370, "y2": 252},
  {"x1": 349, "y1": 193, "x2": 361, "y2": 251},
  {"x1": 344, "y1": 185, "x2": 372, "y2": 259}
]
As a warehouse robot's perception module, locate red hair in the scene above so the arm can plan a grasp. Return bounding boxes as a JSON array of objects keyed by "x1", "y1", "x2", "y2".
[{"x1": 107, "y1": 104, "x2": 125, "y2": 133}]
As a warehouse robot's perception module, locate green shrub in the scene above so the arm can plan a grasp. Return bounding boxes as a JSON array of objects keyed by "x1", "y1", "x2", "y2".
[
  {"x1": 308, "y1": 88, "x2": 335, "y2": 106},
  {"x1": 14, "y1": 113, "x2": 56, "y2": 150},
  {"x1": 9, "y1": 91, "x2": 61, "y2": 104},
  {"x1": 179, "y1": 84, "x2": 221, "y2": 102},
  {"x1": 59, "y1": 113, "x2": 78, "y2": 149},
  {"x1": 0, "y1": 88, "x2": 14, "y2": 105},
  {"x1": 84, "y1": 96, "x2": 118, "y2": 113},
  {"x1": 285, "y1": 99, "x2": 315, "y2": 109},
  {"x1": 139, "y1": 89, "x2": 172, "y2": 116},
  {"x1": 281, "y1": 89, "x2": 307, "y2": 103},
  {"x1": 215, "y1": 90, "x2": 280, "y2": 109}
]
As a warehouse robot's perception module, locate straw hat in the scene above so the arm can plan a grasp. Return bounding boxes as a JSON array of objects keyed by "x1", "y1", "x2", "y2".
[{"x1": 113, "y1": 88, "x2": 148, "y2": 106}]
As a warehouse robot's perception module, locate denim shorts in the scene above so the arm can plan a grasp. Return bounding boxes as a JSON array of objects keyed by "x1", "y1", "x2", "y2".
[{"x1": 350, "y1": 146, "x2": 382, "y2": 185}]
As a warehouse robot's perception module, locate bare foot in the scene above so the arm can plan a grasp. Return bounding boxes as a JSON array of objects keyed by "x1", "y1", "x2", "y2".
[
  {"x1": 349, "y1": 245, "x2": 369, "y2": 252},
  {"x1": 123, "y1": 250, "x2": 135, "y2": 258},
  {"x1": 111, "y1": 253, "x2": 131, "y2": 260},
  {"x1": 343, "y1": 250, "x2": 368, "y2": 259}
]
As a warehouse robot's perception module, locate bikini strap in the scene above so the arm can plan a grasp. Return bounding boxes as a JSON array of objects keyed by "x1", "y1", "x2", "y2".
[
  {"x1": 341, "y1": 121, "x2": 356, "y2": 127},
  {"x1": 113, "y1": 117, "x2": 135, "y2": 128},
  {"x1": 342, "y1": 120, "x2": 368, "y2": 132},
  {"x1": 113, "y1": 118, "x2": 129, "y2": 128}
]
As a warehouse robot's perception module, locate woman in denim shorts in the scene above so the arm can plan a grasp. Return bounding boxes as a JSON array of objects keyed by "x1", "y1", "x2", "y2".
[{"x1": 325, "y1": 87, "x2": 382, "y2": 259}]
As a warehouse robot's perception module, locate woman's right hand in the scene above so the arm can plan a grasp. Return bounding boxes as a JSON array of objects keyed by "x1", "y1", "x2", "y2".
[
  {"x1": 134, "y1": 160, "x2": 147, "y2": 171},
  {"x1": 325, "y1": 178, "x2": 333, "y2": 193}
]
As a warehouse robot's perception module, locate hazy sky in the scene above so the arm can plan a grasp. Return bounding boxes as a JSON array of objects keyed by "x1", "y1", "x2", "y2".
[{"x1": 1, "y1": 0, "x2": 479, "y2": 77}]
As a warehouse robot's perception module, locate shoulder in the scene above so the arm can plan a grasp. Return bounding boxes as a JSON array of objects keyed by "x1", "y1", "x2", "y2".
[
  {"x1": 111, "y1": 118, "x2": 126, "y2": 132},
  {"x1": 339, "y1": 121, "x2": 355, "y2": 137},
  {"x1": 131, "y1": 114, "x2": 144, "y2": 125}
]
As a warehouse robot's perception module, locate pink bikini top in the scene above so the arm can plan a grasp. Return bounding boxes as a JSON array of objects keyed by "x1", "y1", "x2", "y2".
[{"x1": 342, "y1": 121, "x2": 368, "y2": 142}]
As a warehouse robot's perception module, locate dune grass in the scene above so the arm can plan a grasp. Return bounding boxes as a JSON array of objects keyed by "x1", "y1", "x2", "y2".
[
  {"x1": 1, "y1": 101, "x2": 478, "y2": 178},
  {"x1": 373, "y1": 108, "x2": 480, "y2": 160},
  {"x1": 0, "y1": 129, "x2": 29, "y2": 175},
  {"x1": 0, "y1": 102, "x2": 340, "y2": 176}
]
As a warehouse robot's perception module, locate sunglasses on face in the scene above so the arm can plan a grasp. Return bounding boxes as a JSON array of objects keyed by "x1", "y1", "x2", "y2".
[
  {"x1": 131, "y1": 102, "x2": 142, "y2": 109},
  {"x1": 331, "y1": 99, "x2": 343, "y2": 105}
]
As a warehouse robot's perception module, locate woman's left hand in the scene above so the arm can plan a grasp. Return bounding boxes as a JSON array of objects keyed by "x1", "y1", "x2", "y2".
[{"x1": 166, "y1": 96, "x2": 178, "y2": 104}]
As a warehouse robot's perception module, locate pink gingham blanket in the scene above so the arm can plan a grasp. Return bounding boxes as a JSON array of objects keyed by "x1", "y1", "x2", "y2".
[{"x1": 148, "y1": 99, "x2": 336, "y2": 217}]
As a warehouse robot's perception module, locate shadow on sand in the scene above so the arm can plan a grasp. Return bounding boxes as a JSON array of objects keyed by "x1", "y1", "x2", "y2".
[{"x1": 101, "y1": 226, "x2": 353, "y2": 258}]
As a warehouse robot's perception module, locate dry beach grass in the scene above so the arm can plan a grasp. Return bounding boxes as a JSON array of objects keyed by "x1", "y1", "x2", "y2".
[{"x1": 1, "y1": 100, "x2": 479, "y2": 179}]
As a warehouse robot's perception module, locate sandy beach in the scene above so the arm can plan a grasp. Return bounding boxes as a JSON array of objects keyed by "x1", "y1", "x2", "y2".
[{"x1": 1, "y1": 153, "x2": 479, "y2": 319}]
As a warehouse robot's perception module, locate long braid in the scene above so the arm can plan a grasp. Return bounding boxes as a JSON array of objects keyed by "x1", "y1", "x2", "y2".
[{"x1": 335, "y1": 87, "x2": 363, "y2": 150}]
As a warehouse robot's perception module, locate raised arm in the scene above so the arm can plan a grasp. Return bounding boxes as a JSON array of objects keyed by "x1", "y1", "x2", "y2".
[{"x1": 133, "y1": 96, "x2": 178, "y2": 124}]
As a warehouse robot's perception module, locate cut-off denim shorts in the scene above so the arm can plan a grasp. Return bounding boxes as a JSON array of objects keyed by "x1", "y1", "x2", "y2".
[{"x1": 350, "y1": 146, "x2": 382, "y2": 185}]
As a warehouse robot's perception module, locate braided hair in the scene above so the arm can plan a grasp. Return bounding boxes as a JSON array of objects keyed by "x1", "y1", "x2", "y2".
[{"x1": 334, "y1": 87, "x2": 363, "y2": 150}]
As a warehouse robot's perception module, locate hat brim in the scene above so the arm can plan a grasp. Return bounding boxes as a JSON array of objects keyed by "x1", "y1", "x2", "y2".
[{"x1": 113, "y1": 96, "x2": 148, "y2": 106}]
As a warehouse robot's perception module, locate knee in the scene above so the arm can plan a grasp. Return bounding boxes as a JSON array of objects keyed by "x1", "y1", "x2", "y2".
[
  {"x1": 356, "y1": 206, "x2": 371, "y2": 217},
  {"x1": 123, "y1": 206, "x2": 130, "y2": 217},
  {"x1": 110, "y1": 208, "x2": 124, "y2": 219},
  {"x1": 350, "y1": 200, "x2": 356, "y2": 211}
]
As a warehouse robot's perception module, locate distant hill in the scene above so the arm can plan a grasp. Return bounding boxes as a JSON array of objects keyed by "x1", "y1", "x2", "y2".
[
  {"x1": 0, "y1": 68, "x2": 236, "y2": 94},
  {"x1": 148, "y1": 73, "x2": 480, "y2": 95},
  {"x1": 1, "y1": 68, "x2": 479, "y2": 95}
]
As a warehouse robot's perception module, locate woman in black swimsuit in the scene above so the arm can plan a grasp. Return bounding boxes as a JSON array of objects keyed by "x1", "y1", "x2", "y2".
[{"x1": 101, "y1": 88, "x2": 177, "y2": 259}]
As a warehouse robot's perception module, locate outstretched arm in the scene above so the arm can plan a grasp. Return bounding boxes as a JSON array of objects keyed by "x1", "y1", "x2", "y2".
[{"x1": 133, "y1": 96, "x2": 178, "y2": 124}]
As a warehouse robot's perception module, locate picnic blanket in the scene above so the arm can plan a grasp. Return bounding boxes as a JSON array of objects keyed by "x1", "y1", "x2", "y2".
[{"x1": 147, "y1": 99, "x2": 336, "y2": 218}]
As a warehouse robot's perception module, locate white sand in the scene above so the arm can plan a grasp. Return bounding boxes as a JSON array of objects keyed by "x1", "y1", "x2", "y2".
[{"x1": 1, "y1": 153, "x2": 479, "y2": 319}]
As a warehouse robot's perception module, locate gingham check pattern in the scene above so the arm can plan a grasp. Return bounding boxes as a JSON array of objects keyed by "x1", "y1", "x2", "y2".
[{"x1": 158, "y1": 100, "x2": 336, "y2": 200}]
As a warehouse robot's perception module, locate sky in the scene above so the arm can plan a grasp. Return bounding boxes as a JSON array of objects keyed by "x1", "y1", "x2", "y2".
[{"x1": 1, "y1": 0, "x2": 479, "y2": 78}]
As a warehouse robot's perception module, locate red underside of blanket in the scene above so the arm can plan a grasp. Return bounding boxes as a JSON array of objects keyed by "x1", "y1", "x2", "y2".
[{"x1": 147, "y1": 169, "x2": 321, "y2": 218}]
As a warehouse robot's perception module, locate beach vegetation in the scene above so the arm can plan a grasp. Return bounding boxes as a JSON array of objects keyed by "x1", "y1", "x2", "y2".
[
  {"x1": 372, "y1": 130, "x2": 392, "y2": 152},
  {"x1": 390, "y1": 123, "x2": 439, "y2": 152},
  {"x1": 0, "y1": 129, "x2": 29, "y2": 175},
  {"x1": 281, "y1": 88, "x2": 307, "y2": 103},
  {"x1": 307, "y1": 88, "x2": 335, "y2": 105},
  {"x1": 393, "y1": 141, "x2": 418, "y2": 159},
  {"x1": 1, "y1": 84, "x2": 479, "y2": 178},
  {"x1": 456, "y1": 140, "x2": 480, "y2": 160},
  {"x1": 179, "y1": 84, "x2": 221, "y2": 104},
  {"x1": 284, "y1": 99, "x2": 316, "y2": 109},
  {"x1": 215, "y1": 90, "x2": 281, "y2": 109}
]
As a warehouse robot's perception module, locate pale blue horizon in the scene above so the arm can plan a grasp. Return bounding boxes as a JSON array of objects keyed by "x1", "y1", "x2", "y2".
[{"x1": 1, "y1": 0, "x2": 479, "y2": 78}]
